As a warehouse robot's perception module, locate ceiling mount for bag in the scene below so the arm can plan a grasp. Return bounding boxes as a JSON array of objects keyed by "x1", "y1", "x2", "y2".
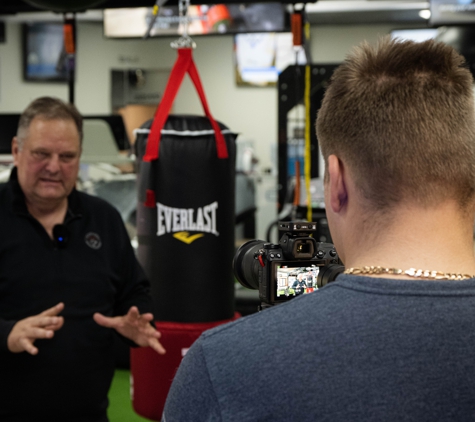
[
  {"x1": 170, "y1": 0, "x2": 197, "y2": 49},
  {"x1": 144, "y1": 0, "x2": 200, "y2": 45}
]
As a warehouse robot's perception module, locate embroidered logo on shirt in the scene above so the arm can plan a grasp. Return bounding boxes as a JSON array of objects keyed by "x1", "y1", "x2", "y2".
[{"x1": 85, "y1": 232, "x2": 102, "y2": 250}]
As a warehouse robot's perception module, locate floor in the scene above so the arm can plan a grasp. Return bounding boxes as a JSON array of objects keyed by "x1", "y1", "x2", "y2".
[{"x1": 108, "y1": 369, "x2": 155, "y2": 422}]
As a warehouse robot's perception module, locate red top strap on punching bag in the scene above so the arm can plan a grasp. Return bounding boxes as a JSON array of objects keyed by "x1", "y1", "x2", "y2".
[{"x1": 143, "y1": 48, "x2": 228, "y2": 162}]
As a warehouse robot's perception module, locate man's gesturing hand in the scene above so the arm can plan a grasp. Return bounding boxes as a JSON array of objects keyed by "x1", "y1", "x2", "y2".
[
  {"x1": 7, "y1": 302, "x2": 65, "y2": 355},
  {"x1": 93, "y1": 306, "x2": 166, "y2": 355}
]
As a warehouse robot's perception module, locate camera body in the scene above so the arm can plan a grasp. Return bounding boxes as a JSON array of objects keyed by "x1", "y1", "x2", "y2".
[{"x1": 233, "y1": 222, "x2": 344, "y2": 307}]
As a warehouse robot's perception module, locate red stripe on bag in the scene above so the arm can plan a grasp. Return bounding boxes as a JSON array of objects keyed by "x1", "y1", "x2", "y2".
[{"x1": 144, "y1": 189, "x2": 156, "y2": 208}]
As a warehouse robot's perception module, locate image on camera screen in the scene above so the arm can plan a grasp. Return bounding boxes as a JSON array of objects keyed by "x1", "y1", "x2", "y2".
[{"x1": 275, "y1": 264, "x2": 320, "y2": 298}]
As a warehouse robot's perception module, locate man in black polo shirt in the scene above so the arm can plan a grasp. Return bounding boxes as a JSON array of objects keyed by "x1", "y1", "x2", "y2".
[{"x1": 0, "y1": 97, "x2": 165, "y2": 422}]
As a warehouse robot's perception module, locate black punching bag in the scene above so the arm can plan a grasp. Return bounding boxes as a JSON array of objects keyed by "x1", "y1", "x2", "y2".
[{"x1": 135, "y1": 48, "x2": 236, "y2": 323}]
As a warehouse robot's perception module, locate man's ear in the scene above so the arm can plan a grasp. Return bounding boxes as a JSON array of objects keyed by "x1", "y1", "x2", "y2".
[
  {"x1": 327, "y1": 154, "x2": 348, "y2": 213},
  {"x1": 11, "y1": 137, "x2": 19, "y2": 166}
]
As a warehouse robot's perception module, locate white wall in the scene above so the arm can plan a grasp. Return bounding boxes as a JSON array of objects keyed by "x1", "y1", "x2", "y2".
[
  {"x1": 310, "y1": 24, "x2": 407, "y2": 62},
  {"x1": 0, "y1": 20, "x2": 416, "y2": 170}
]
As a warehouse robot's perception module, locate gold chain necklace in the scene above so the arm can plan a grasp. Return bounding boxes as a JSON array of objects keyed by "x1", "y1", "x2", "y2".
[{"x1": 344, "y1": 266, "x2": 475, "y2": 280}]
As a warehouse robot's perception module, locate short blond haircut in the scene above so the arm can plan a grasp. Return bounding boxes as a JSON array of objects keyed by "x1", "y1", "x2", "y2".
[{"x1": 316, "y1": 36, "x2": 475, "y2": 210}]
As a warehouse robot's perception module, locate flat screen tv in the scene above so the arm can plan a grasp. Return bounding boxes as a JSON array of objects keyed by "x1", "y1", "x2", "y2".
[
  {"x1": 430, "y1": 0, "x2": 475, "y2": 26},
  {"x1": 23, "y1": 22, "x2": 68, "y2": 82},
  {"x1": 103, "y1": 3, "x2": 288, "y2": 38},
  {"x1": 234, "y1": 32, "x2": 306, "y2": 87},
  {"x1": 390, "y1": 28, "x2": 439, "y2": 43}
]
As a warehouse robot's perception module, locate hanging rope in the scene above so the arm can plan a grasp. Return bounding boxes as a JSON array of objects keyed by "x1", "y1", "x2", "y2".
[{"x1": 304, "y1": 64, "x2": 312, "y2": 223}]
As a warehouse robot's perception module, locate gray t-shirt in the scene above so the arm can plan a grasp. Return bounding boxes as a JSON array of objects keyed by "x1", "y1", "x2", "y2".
[{"x1": 164, "y1": 275, "x2": 475, "y2": 421}]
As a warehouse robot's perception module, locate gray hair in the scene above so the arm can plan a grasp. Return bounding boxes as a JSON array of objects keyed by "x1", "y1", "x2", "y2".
[{"x1": 16, "y1": 97, "x2": 83, "y2": 149}]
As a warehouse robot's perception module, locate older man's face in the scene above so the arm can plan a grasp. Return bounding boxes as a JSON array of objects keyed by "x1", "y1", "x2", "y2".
[{"x1": 12, "y1": 117, "x2": 81, "y2": 208}]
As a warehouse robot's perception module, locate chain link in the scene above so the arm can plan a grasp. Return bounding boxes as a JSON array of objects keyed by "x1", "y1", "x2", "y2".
[{"x1": 344, "y1": 266, "x2": 475, "y2": 280}]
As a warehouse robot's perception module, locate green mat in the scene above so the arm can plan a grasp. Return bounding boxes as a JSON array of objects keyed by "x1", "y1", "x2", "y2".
[{"x1": 107, "y1": 369, "x2": 155, "y2": 422}]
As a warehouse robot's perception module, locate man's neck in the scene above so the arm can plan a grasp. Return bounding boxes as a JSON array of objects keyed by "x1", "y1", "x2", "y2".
[
  {"x1": 343, "y1": 201, "x2": 475, "y2": 277},
  {"x1": 25, "y1": 198, "x2": 68, "y2": 239}
]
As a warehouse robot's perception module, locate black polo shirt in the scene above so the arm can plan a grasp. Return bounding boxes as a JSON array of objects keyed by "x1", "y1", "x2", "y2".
[{"x1": 0, "y1": 168, "x2": 153, "y2": 422}]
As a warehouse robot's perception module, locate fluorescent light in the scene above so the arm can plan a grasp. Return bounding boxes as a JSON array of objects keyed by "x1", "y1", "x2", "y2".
[{"x1": 419, "y1": 9, "x2": 431, "y2": 20}]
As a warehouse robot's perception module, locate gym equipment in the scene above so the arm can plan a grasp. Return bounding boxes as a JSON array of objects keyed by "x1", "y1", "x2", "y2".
[
  {"x1": 134, "y1": 47, "x2": 237, "y2": 322},
  {"x1": 131, "y1": 315, "x2": 239, "y2": 420},
  {"x1": 131, "y1": 9, "x2": 238, "y2": 415}
]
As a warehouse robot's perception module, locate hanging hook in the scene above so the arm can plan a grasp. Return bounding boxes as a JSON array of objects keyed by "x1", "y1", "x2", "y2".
[{"x1": 171, "y1": 0, "x2": 196, "y2": 49}]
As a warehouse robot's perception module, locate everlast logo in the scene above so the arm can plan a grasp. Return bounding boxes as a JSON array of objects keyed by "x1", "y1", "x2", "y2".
[{"x1": 157, "y1": 202, "x2": 219, "y2": 243}]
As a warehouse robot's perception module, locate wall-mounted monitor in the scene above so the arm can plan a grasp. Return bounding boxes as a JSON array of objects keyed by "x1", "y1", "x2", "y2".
[
  {"x1": 22, "y1": 22, "x2": 68, "y2": 82},
  {"x1": 234, "y1": 32, "x2": 306, "y2": 87},
  {"x1": 430, "y1": 0, "x2": 475, "y2": 26},
  {"x1": 104, "y1": 3, "x2": 288, "y2": 39},
  {"x1": 390, "y1": 28, "x2": 439, "y2": 43}
]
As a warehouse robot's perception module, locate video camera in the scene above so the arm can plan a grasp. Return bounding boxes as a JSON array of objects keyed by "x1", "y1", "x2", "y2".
[{"x1": 233, "y1": 221, "x2": 345, "y2": 309}]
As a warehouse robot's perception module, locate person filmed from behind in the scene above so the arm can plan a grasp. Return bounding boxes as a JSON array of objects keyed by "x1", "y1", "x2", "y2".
[{"x1": 163, "y1": 37, "x2": 475, "y2": 421}]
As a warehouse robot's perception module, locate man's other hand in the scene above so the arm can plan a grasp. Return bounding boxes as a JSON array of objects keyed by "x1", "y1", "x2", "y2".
[
  {"x1": 7, "y1": 302, "x2": 65, "y2": 355},
  {"x1": 93, "y1": 306, "x2": 166, "y2": 355}
]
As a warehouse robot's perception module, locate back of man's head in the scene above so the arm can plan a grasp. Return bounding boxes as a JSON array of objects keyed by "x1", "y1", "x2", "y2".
[
  {"x1": 16, "y1": 96, "x2": 83, "y2": 149},
  {"x1": 316, "y1": 36, "x2": 475, "y2": 211}
]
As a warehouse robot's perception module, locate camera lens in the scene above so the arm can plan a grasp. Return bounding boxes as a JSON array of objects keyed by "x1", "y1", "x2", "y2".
[{"x1": 233, "y1": 239, "x2": 265, "y2": 290}]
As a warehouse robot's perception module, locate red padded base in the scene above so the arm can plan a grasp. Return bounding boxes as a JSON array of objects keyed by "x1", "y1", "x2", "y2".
[{"x1": 130, "y1": 313, "x2": 240, "y2": 421}]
